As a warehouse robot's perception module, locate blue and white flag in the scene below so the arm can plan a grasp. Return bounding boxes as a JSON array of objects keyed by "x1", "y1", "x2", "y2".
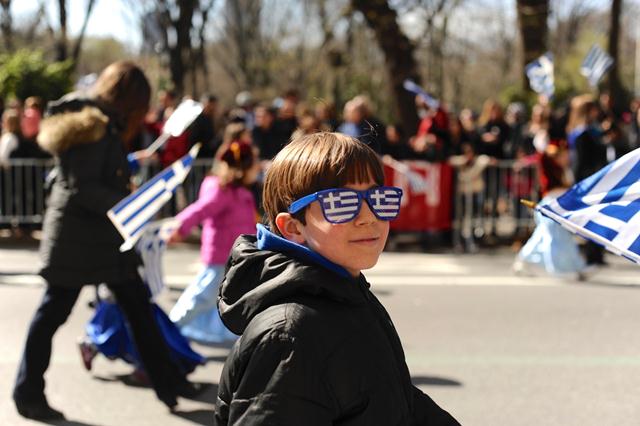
[
  {"x1": 537, "y1": 147, "x2": 640, "y2": 264},
  {"x1": 525, "y1": 52, "x2": 554, "y2": 98},
  {"x1": 135, "y1": 219, "x2": 178, "y2": 299},
  {"x1": 580, "y1": 44, "x2": 614, "y2": 87},
  {"x1": 108, "y1": 143, "x2": 201, "y2": 251},
  {"x1": 403, "y1": 79, "x2": 440, "y2": 110}
]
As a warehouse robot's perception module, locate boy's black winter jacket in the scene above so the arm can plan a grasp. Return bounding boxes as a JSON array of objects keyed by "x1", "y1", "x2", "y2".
[{"x1": 214, "y1": 234, "x2": 460, "y2": 426}]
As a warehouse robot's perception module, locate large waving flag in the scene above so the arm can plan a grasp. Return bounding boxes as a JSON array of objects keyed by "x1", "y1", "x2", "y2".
[
  {"x1": 536, "y1": 147, "x2": 640, "y2": 264},
  {"x1": 402, "y1": 79, "x2": 440, "y2": 110},
  {"x1": 580, "y1": 44, "x2": 614, "y2": 87},
  {"x1": 108, "y1": 143, "x2": 200, "y2": 251},
  {"x1": 525, "y1": 52, "x2": 554, "y2": 98}
]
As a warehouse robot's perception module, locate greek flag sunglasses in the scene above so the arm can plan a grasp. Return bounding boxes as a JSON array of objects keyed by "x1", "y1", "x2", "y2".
[{"x1": 288, "y1": 186, "x2": 403, "y2": 224}]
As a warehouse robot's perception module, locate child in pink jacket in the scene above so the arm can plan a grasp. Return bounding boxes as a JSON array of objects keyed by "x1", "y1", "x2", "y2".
[{"x1": 169, "y1": 136, "x2": 258, "y2": 344}]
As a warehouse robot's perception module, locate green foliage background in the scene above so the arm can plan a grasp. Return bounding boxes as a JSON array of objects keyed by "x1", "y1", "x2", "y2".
[{"x1": 0, "y1": 50, "x2": 74, "y2": 102}]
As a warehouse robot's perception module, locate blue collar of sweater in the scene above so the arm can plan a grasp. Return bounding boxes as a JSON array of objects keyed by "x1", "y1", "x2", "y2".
[{"x1": 256, "y1": 224, "x2": 351, "y2": 279}]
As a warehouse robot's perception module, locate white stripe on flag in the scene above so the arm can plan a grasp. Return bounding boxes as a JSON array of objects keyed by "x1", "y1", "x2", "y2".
[
  {"x1": 123, "y1": 191, "x2": 173, "y2": 237},
  {"x1": 538, "y1": 205, "x2": 640, "y2": 263},
  {"x1": 567, "y1": 202, "x2": 629, "y2": 228},
  {"x1": 580, "y1": 157, "x2": 638, "y2": 205}
]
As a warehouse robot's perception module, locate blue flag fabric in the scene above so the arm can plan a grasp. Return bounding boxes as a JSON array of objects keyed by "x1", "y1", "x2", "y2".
[
  {"x1": 537, "y1": 147, "x2": 640, "y2": 263},
  {"x1": 525, "y1": 52, "x2": 555, "y2": 98},
  {"x1": 108, "y1": 144, "x2": 200, "y2": 251},
  {"x1": 580, "y1": 44, "x2": 614, "y2": 87}
]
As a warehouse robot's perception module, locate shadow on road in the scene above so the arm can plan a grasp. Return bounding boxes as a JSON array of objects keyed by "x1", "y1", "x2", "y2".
[
  {"x1": 412, "y1": 375, "x2": 462, "y2": 387},
  {"x1": 41, "y1": 419, "x2": 100, "y2": 426},
  {"x1": 172, "y1": 408, "x2": 216, "y2": 425}
]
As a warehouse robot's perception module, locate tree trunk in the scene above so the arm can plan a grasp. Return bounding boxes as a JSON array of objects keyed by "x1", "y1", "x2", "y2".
[
  {"x1": 157, "y1": 0, "x2": 195, "y2": 97},
  {"x1": 197, "y1": 0, "x2": 214, "y2": 93},
  {"x1": 56, "y1": 0, "x2": 68, "y2": 61},
  {"x1": 516, "y1": 0, "x2": 549, "y2": 91},
  {"x1": 607, "y1": 0, "x2": 625, "y2": 113},
  {"x1": 0, "y1": 0, "x2": 13, "y2": 51},
  {"x1": 71, "y1": 0, "x2": 97, "y2": 67},
  {"x1": 350, "y1": 0, "x2": 420, "y2": 134}
]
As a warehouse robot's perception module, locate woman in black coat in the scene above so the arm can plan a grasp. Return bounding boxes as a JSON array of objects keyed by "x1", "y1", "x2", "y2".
[{"x1": 12, "y1": 61, "x2": 196, "y2": 420}]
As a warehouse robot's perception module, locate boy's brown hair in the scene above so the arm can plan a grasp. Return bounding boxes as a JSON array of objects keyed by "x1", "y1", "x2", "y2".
[{"x1": 263, "y1": 132, "x2": 384, "y2": 234}]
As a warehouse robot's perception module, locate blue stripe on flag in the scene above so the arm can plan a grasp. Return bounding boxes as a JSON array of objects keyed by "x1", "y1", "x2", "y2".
[
  {"x1": 600, "y1": 160, "x2": 640, "y2": 204},
  {"x1": 557, "y1": 162, "x2": 613, "y2": 211},
  {"x1": 627, "y1": 234, "x2": 640, "y2": 257},
  {"x1": 599, "y1": 199, "x2": 640, "y2": 222},
  {"x1": 583, "y1": 220, "x2": 618, "y2": 241}
]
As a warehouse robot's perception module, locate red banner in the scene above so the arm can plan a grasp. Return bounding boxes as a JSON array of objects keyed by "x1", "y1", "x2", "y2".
[{"x1": 384, "y1": 161, "x2": 453, "y2": 232}]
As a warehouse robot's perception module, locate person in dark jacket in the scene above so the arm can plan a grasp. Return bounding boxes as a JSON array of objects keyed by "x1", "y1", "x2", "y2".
[
  {"x1": 214, "y1": 132, "x2": 459, "y2": 425},
  {"x1": 567, "y1": 94, "x2": 608, "y2": 266},
  {"x1": 12, "y1": 61, "x2": 199, "y2": 421}
]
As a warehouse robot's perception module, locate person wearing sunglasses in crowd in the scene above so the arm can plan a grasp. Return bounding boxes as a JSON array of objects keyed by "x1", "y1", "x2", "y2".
[{"x1": 213, "y1": 132, "x2": 459, "y2": 425}]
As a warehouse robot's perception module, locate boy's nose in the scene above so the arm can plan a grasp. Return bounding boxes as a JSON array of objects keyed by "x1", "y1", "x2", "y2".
[{"x1": 354, "y1": 201, "x2": 377, "y2": 225}]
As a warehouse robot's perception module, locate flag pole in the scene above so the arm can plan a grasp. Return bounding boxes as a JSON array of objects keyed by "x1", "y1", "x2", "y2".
[{"x1": 519, "y1": 199, "x2": 537, "y2": 209}]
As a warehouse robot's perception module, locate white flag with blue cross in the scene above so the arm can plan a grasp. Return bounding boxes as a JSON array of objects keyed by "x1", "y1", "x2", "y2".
[
  {"x1": 108, "y1": 143, "x2": 200, "y2": 251},
  {"x1": 537, "y1": 147, "x2": 640, "y2": 264},
  {"x1": 580, "y1": 44, "x2": 614, "y2": 87},
  {"x1": 525, "y1": 52, "x2": 555, "y2": 98}
]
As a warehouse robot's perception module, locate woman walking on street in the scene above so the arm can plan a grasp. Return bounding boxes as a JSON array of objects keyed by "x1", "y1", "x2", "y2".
[{"x1": 12, "y1": 61, "x2": 200, "y2": 420}]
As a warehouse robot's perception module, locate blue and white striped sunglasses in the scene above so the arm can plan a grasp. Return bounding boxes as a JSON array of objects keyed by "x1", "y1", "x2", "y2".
[{"x1": 288, "y1": 186, "x2": 403, "y2": 224}]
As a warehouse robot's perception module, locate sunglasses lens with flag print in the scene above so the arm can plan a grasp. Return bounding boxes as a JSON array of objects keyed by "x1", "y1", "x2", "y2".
[{"x1": 288, "y1": 186, "x2": 403, "y2": 224}]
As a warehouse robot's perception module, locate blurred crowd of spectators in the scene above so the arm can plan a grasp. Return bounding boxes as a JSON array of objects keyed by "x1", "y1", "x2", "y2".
[{"x1": 2, "y1": 84, "x2": 640, "y2": 251}]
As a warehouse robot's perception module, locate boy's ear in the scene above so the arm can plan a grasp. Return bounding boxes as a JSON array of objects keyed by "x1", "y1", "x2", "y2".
[{"x1": 275, "y1": 212, "x2": 306, "y2": 244}]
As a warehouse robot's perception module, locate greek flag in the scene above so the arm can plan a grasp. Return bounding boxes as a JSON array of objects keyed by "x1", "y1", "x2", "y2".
[
  {"x1": 108, "y1": 143, "x2": 201, "y2": 251},
  {"x1": 403, "y1": 79, "x2": 440, "y2": 110},
  {"x1": 525, "y1": 52, "x2": 554, "y2": 98},
  {"x1": 367, "y1": 188, "x2": 402, "y2": 218},
  {"x1": 537, "y1": 147, "x2": 640, "y2": 264},
  {"x1": 135, "y1": 219, "x2": 177, "y2": 299},
  {"x1": 580, "y1": 44, "x2": 614, "y2": 87}
]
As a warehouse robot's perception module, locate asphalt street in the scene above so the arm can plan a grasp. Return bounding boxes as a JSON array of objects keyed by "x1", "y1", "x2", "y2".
[{"x1": 2, "y1": 239, "x2": 640, "y2": 425}]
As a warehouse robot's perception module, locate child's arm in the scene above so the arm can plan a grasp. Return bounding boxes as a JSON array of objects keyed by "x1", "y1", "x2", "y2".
[
  {"x1": 175, "y1": 178, "x2": 226, "y2": 237},
  {"x1": 216, "y1": 332, "x2": 333, "y2": 425}
]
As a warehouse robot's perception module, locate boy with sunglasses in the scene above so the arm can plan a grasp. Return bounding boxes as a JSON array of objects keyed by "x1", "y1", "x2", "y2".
[{"x1": 214, "y1": 132, "x2": 459, "y2": 425}]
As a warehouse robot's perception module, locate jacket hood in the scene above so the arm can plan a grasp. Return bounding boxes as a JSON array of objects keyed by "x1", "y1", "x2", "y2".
[
  {"x1": 219, "y1": 225, "x2": 368, "y2": 334},
  {"x1": 37, "y1": 94, "x2": 110, "y2": 155}
]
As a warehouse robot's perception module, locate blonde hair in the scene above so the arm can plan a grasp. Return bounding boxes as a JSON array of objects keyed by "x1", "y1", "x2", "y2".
[
  {"x1": 262, "y1": 132, "x2": 384, "y2": 234},
  {"x1": 566, "y1": 94, "x2": 595, "y2": 133},
  {"x1": 2, "y1": 109, "x2": 20, "y2": 134},
  {"x1": 478, "y1": 99, "x2": 503, "y2": 126}
]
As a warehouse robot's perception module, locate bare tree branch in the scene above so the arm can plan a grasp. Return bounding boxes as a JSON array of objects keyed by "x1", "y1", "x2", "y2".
[{"x1": 71, "y1": 0, "x2": 97, "y2": 66}]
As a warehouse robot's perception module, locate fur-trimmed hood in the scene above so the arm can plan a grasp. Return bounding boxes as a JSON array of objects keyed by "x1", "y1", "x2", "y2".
[{"x1": 37, "y1": 106, "x2": 109, "y2": 155}]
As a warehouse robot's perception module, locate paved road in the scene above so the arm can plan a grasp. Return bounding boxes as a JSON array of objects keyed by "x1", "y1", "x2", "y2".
[{"x1": 2, "y1": 240, "x2": 640, "y2": 425}]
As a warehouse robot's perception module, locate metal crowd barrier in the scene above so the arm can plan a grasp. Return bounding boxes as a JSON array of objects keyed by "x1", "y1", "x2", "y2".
[
  {"x1": 0, "y1": 159, "x2": 215, "y2": 227},
  {"x1": 0, "y1": 159, "x2": 55, "y2": 226},
  {"x1": 1, "y1": 159, "x2": 540, "y2": 248},
  {"x1": 451, "y1": 161, "x2": 540, "y2": 250}
]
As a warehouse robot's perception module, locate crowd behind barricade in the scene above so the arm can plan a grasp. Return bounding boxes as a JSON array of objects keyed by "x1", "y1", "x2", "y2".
[{"x1": 1, "y1": 86, "x2": 640, "y2": 257}]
